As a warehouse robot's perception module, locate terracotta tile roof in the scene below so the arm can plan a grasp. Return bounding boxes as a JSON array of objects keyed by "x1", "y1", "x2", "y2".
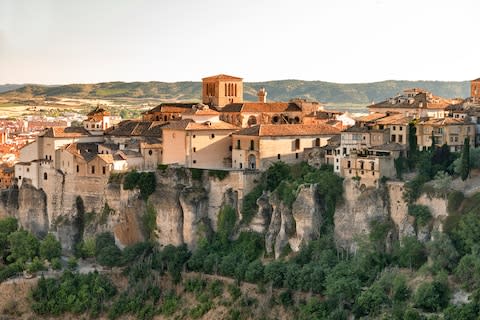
[
  {"x1": 370, "y1": 143, "x2": 406, "y2": 152},
  {"x1": 183, "y1": 105, "x2": 219, "y2": 116},
  {"x1": 63, "y1": 143, "x2": 99, "y2": 162},
  {"x1": 97, "y1": 154, "x2": 114, "y2": 164},
  {"x1": 202, "y1": 74, "x2": 243, "y2": 81},
  {"x1": 234, "y1": 124, "x2": 340, "y2": 137},
  {"x1": 473, "y1": 78, "x2": 480, "y2": 81},
  {"x1": 222, "y1": 102, "x2": 302, "y2": 113},
  {"x1": 418, "y1": 118, "x2": 471, "y2": 126},
  {"x1": 343, "y1": 126, "x2": 388, "y2": 133},
  {"x1": 375, "y1": 114, "x2": 413, "y2": 125},
  {"x1": 87, "y1": 107, "x2": 110, "y2": 116},
  {"x1": 41, "y1": 126, "x2": 90, "y2": 138},
  {"x1": 162, "y1": 119, "x2": 239, "y2": 131},
  {"x1": 144, "y1": 103, "x2": 197, "y2": 114},
  {"x1": 106, "y1": 120, "x2": 164, "y2": 137},
  {"x1": 368, "y1": 90, "x2": 458, "y2": 111},
  {"x1": 356, "y1": 113, "x2": 387, "y2": 122}
]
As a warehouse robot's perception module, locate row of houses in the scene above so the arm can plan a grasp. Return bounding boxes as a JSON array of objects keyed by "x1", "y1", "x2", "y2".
[{"x1": 10, "y1": 75, "x2": 480, "y2": 191}]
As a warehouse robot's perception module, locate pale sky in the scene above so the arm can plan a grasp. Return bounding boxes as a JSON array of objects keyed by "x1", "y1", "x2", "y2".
[{"x1": 0, "y1": 0, "x2": 478, "y2": 84}]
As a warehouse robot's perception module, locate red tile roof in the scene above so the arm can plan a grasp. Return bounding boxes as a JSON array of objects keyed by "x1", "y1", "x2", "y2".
[
  {"x1": 222, "y1": 102, "x2": 302, "y2": 113},
  {"x1": 162, "y1": 119, "x2": 239, "y2": 131},
  {"x1": 202, "y1": 74, "x2": 243, "y2": 81},
  {"x1": 234, "y1": 124, "x2": 340, "y2": 137},
  {"x1": 41, "y1": 127, "x2": 90, "y2": 138}
]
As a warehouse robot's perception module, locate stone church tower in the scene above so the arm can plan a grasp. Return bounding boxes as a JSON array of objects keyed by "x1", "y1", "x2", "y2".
[
  {"x1": 202, "y1": 74, "x2": 243, "y2": 107},
  {"x1": 472, "y1": 78, "x2": 480, "y2": 102}
]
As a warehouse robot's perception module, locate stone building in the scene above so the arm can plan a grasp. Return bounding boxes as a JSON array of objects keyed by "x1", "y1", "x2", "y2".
[
  {"x1": 202, "y1": 74, "x2": 243, "y2": 107},
  {"x1": 0, "y1": 165, "x2": 14, "y2": 189},
  {"x1": 161, "y1": 105, "x2": 239, "y2": 169},
  {"x1": 231, "y1": 124, "x2": 340, "y2": 170},
  {"x1": 333, "y1": 126, "x2": 390, "y2": 173},
  {"x1": 472, "y1": 78, "x2": 480, "y2": 103},
  {"x1": 142, "y1": 103, "x2": 197, "y2": 122},
  {"x1": 368, "y1": 88, "x2": 460, "y2": 118},
  {"x1": 415, "y1": 117, "x2": 475, "y2": 152},
  {"x1": 339, "y1": 143, "x2": 405, "y2": 187}
]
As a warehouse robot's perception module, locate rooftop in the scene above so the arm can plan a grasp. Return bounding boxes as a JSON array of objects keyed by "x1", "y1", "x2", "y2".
[
  {"x1": 234, "y1": 124, "x2": 340, "y2": 137},
  {"x1": 106, "y1": 120, "x2": 164, "y2": 137},
  {"x1": 202, "y1": 74, "x2": 243, "y2": 81},
  {"x1": 41, "y1": 126, "x2": 90, "y2": 138},
  {"x1": 162, "y1": 119, "x2": 239, "y2": 131},
  {"x1": 222, "y1": 102, "x2": 302, "y2": 113}
]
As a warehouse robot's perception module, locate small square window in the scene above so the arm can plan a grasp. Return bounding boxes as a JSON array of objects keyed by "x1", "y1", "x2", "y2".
[{"x1": 193, "y1": 160, "x2": 197, "y2": 164}]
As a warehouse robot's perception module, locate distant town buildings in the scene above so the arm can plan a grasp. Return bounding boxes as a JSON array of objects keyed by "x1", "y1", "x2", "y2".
[{"x1": 3, "y1": 74, "x2": 480, "y2": 191}]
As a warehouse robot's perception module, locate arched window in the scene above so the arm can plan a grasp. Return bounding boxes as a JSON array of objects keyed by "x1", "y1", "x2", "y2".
[
  {"x1": 43, "y1": 172, "x2": 48, "y2": 180},
  {"x1": 250, "y1": 140, "x2": 255, "y2": 150},
  {"x1": 315, "y1": 138, "x2": 321, "y2": 147}
]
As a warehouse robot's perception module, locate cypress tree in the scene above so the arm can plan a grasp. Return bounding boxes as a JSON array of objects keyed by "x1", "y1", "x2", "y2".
[{"x1": 461, "y1": 137, "x2": 470, "y2": 181}]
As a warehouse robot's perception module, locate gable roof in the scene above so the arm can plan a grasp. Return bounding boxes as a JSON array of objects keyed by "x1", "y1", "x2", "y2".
[
  {"x1": 233, "y1": 124, "x2": 340, "y2": 137},
  {"x1": 202, "y1": 74, "x2": 243, "y2": 81},
  {"x1": 162, "y1": 119, "x2": 239, "y2": 131},
  {"x1": 41, "y1": 126, "x2": 90, "y2": 138},
  {"x1": 222, "y1": 102, "x2": 302, "y2": 113},
  {"x1": 106, "y1": 120, "x2": 164, "y2": 137},
  {"x1": 144, "y1": 103, "x2": 197, "y2": 114}
]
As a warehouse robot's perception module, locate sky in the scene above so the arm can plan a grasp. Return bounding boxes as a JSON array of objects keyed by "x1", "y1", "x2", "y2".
[{"x1": 0, "y1": 0, "x2": 479, "y2": 84}]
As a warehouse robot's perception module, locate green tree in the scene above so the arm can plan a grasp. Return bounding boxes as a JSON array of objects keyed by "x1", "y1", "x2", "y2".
[
  {"x1": 407, "y1": 121, "x2": 418, "y2": 169},
  {"x1": 414, "y1": 276, "x2": 450, "y2": 312},
  {"x1": 245, "y1": 259, "x2": 264, "y2": 283},
  {"x1": 217, "y1": 205, "x2": 236, "y2": 244},
  {"x1": 39, "y1": 233, "x2": 62, "y2": 261},
  {"x1": 7, "y1": 230, "x2": 39, "y2": 263},
  {"x1": 461, "y1": 137, "x2": 471, "y2": 181},
  {"x1": 394, "y1": 236, "x2": 427, "y2": 269},
  {"x1": 0, "y1": 217, "x2": 18, "y2": 259},
  {"x1": 427, "y1": 231, "x2": 459, "y2": 271}
]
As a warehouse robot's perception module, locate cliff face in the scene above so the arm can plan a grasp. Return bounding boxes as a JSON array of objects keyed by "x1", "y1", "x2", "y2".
[{"x1": 0, "y1": 169, "x2": 451, "y2": 257}]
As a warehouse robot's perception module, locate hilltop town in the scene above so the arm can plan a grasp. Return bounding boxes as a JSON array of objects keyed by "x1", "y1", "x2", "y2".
[
  {"x1": 2, "y1": 75, "x2": 480, "y2": 319},
  {"x1": 1, "y1": 75, "x2": 479, "y2": 192}
]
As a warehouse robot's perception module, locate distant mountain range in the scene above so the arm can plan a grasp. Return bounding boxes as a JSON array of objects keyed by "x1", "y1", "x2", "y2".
[{"x1": 0, "y1": 80, "x2": 471, "y2": 105}]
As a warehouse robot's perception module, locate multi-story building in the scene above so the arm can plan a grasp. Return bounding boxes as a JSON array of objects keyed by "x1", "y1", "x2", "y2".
[
  {"x1": 368, "y1": 88, "x2": 460, "y2": 118},
  {"x1": 231, "y1": 124, "x2": 340, "y2": 170},
  {"x1": 161, "y1": 105, "x2": 239, "y2": 169},
  {"x1": 339, "y1": 143, "x2": 405, "y2": 187},
  {"x1": 416, "y1": 117, "x2": 475, "y2": 152},
  {"x1": 472, "y1": 78, "x2": 480, "y2": 103},
  {"x1": 333, "y1": 126, "x2": 389, "y2": 173},
  {"x1": 0, "y1": 165, "x2": 14, "y2": 189}
]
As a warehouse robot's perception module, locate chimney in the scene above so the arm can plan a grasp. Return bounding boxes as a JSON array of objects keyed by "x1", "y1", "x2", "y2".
[{"x1": 257, "y1": 87, "x2": 267, "y2": 103}]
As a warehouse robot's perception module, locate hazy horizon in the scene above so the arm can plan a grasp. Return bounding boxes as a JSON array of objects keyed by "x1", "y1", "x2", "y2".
[{"x1": 1, "y1": 0, "x2": 479, "y2": 84}]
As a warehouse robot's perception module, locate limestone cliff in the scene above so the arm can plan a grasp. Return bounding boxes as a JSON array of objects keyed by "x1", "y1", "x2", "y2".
[{"x1": 0, "y1": 167, "x2": 452, "y2": 258}]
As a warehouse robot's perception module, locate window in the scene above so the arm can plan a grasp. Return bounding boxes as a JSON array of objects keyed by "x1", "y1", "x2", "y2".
[
  {"x1": 315, "y1": 138, "x2": 320, "y2": 147},
  {"x1": 391, "y1": 134, "x2": 396, "y2": 142},
  {"x1": 277, "y1": 154, "x2": 281, "y2": 159},
  {"x1": 193, "y1": 160, "x2": 197, "y2": 164},
  {"x1": 250, "y1": 140, "x2": 254, "y2": 150},
  {"x1": 26, "y1": 168, "x2": 29, "y2": 172},
  {"x1": 211, "y1": 134, "x2": 215, "y2": 139},
  {"x1": 399, "y1": 135, "x2": 403, "y2": 143},
  {"x1": 193, "y1": 147, "x2": 196, "y2": 152},
  {"x1": 91, "y1": 166, "x2": 95, "y2": 174},
  {"x1": 295, "y1": 153, "x2": 299, "y2": 159},
  {"x1": 393, "y1": 126, "x2": 396, "y2": 130},
  {"x1": 229, "y1": 146, "x2": 232, "y2": 151},
  {"x1": 43, "y1": 172, "x2": 48, "y2": 180},
  {"x1": 370, "y1": 162, "x2": 374, "y2": 171},
  {"x1": 102, "y1": 166, "x2": 106, "y2": 175},
  {"x1": 237, "y1": 140, "x2": 241, "y2": 149},
  {"x1": 360, "y1": 161, "x2": 364, "y2": 170},
  {"x1": 295, "y1": 139, "x2": 300, "y2": 150},
  {"x1": 240, "y1": 163, "x2": 243, "y2": 169},
  {"x1": 347, "y1": 161, "x2": 351, "y2": 168},
  {"x1": 148, "y1": 150, "x2": 153, "y2": 155},
  {"x1": 76, "y1": 165, "x2": 79, "y2": 173},
  {"x1": 400, "y1": 126, "x2": 403, "y2": 131},
  {"x1": 193, "y1": 134, "x2": 196, "y2": 138}
]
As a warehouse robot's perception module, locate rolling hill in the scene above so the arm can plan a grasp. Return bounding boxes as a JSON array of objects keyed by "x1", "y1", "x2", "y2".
[{"x1": 0, "y1": 80, "x2": 471, "y2": 105}]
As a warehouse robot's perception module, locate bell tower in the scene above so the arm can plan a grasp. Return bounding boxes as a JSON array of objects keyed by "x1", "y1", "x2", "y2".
[
  {"x1": 202, "y1": 74, "x2": 243, "y2": 107},
  {"x1": 472, "y1": 78, "x2": 480, "y2": 102}
]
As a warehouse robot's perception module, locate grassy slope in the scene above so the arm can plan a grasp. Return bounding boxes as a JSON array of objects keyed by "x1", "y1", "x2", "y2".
[{"x1": 0, "y1": 80, "x2": 470, "y2": 105}]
